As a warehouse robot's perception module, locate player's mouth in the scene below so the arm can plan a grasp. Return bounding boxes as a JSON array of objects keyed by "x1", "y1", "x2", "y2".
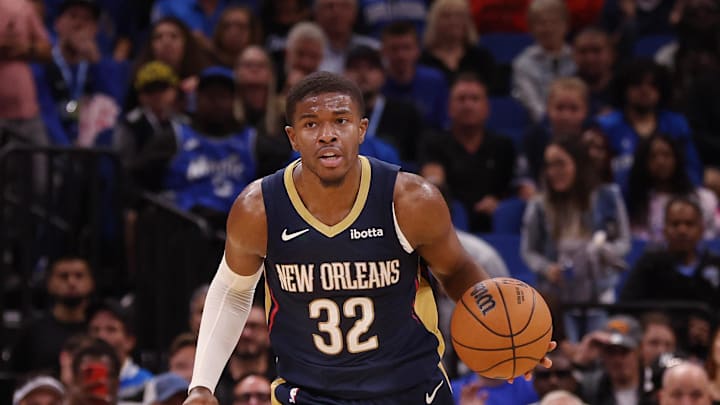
[{"x1": 318, "y1": 150, "x2": 343, "y2": 168}]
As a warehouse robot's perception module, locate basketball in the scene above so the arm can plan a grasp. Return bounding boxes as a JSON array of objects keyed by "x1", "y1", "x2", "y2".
[{"x1": 450, "y1": 277, "x2": 553, "y2": 379}]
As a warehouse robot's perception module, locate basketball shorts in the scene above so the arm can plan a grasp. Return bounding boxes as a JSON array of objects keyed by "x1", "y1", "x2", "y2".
[{"x1": 271, "y1": 367, "x2": 453, "y2": 405}]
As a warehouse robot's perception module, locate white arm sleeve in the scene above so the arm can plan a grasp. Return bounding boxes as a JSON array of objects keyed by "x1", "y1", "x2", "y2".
[{"x1": 189, "y1": 253, "x2": 262, "y2": 393}]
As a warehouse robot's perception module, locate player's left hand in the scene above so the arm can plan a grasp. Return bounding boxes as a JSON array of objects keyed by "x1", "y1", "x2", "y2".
[{"x1": 507, "y1": 340, "x2": 557, "y2": 383}]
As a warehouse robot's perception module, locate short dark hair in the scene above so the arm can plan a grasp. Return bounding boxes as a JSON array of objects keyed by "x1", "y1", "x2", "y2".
[
  {"x1": 450, "y1": 71, "x2": 488, "y2": 92},
  {"x1": 168, "y1": 332, "x2": 197, "y2": 358},
  {"x1": 664, "y1": 195, "x2": 703, "y2": 221},
  {"x1": 285, "y1": 71, "x2": 365, "y2": 124},
  {"x1": 614, "y1": 59, "x2": 672, "y2": 110},
  {"x1": 71, "y1": 337, "x2": 121, "y2": 378},
  {"x1": 88, "y1": 298, "x2": 135, "y2": 337},
  {"x1": 381, "y1": 21, "x2": 418, "y2": 41}
]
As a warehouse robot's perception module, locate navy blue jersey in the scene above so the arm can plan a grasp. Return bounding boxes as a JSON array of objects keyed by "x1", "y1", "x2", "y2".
[
  {"x1": 261, "y1": 156, "x2": 447, "y2": 400},
  {"x1": 165, "y1": 124, "x2": 256, "y2": 213}
]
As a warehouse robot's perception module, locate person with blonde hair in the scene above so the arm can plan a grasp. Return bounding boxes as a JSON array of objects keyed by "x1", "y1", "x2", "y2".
[
  {"x1": 280, "y1": 21, "x2": 327, "y2": 92},
  {"x1": 512, "y1": 0, "x2": 576, "y2": 122},
  {"x1": 420, "y1": 0, "x2": 496, "y2": 84}
]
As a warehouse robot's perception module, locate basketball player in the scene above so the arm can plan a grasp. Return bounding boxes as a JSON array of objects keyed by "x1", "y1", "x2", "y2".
[{"x1": 184, "y1": 71, "x2": 553, "y2": 405}]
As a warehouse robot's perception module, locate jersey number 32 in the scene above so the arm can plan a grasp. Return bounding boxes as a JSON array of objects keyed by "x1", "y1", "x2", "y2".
[{"x1": 309, "y1": 297, "x2": 378, "y2": 355}]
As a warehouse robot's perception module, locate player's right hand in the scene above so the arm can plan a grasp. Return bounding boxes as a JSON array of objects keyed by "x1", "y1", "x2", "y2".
[{"x1": 183, "y1": 387, "x2": 218, "y2": 405}]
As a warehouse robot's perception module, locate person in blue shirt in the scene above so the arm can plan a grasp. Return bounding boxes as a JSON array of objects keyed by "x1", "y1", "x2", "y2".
[
  {"x1": 595, "y1": 59, "x2": 702, "y2": 192},
  {"x1": 163, "y1": 66, "x2": 257, "y2": 230},
  {"x1": 381, "y1": 21, "x2": 449, "y2": 130},
  {"x1": 452, "y1": 372, "x2": 539, "y2": 405},
  {"x1": 152, "y1": 0, "x2": 258, "y2": 41},
  {"x1": 357, "y1": 0, "x2": 429, "y2": 39},
  {"x1": 33, "y1": 0, "x2": 128, "y2": 146}
]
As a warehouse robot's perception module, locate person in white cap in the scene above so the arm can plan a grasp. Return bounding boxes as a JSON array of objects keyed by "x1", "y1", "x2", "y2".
[{"x1": 13, "y1": 375, "x2": 65, "y2": 405}]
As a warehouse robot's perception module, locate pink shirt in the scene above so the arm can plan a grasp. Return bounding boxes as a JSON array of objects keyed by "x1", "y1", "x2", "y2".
[{"x1": 0, "y1": 0, "x2": 49, "y2": 119}]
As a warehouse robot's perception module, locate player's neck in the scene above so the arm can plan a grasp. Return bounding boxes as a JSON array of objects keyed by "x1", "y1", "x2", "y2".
[{"x1": 294, "y1": 159, "x2": 363, "y2": 226}]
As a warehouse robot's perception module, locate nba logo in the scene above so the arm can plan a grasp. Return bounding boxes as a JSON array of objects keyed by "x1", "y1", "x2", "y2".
[{"x1": 289, "y1": 387, "x2": 299, "y2": 403}]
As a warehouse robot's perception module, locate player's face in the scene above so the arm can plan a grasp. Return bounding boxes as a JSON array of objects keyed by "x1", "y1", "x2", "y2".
[
  {"x1": 641, "y1": 324, "x2": 676, "y2": 367},
  {"x1": 286, "y1": 92, "x2": 368, "y2": 184}
]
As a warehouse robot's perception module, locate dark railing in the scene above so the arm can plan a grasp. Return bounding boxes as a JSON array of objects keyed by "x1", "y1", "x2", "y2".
[{"x1": 133, "y1": 192, "x2": 225, "y2": 369}]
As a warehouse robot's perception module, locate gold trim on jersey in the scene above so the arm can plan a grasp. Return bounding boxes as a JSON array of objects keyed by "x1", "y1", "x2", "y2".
[
  {"x1": 283, "y1": 156, "x2": 371, "y2": 238},
  {"x1": 414, "y1": 267, "x2": 451, "y2": 387},
  {"x1": 270, "y1": 377, "x2": 286, "y2": 405}
]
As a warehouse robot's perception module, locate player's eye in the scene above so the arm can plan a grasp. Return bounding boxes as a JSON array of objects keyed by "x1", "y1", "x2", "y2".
[
  {"x1": 336, "y1": 118, "x2": 349, "y2": 124},
  {"x1": 304, "y1": 121, "x2": 317, "y2": 128}
]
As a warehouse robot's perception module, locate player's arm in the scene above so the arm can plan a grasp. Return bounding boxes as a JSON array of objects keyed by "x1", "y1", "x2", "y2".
[
  {"x1": 394, "y1": 172, "x2": 489, "y2": 301},
  {"x1": 186, "y1": 180, "x2": 267, "y2": 404}
]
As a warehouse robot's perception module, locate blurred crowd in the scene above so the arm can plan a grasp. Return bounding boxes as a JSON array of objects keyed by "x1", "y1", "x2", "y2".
[{"x1": 2, "y1": 0, "x2": 720, "y2": 404}]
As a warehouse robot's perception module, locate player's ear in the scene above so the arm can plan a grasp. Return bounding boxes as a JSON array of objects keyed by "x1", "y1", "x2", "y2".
[
  {"x1": 285, "y1": 125, "x2": 299, "y2": 151},
  {"x1": 358, "y1": 117, "x2": 368, "y2": 145}
]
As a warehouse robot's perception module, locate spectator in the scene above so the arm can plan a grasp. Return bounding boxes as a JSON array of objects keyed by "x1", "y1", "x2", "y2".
[
  {"x1": 581, "y1": 126, "x2": 614, "y2": 185},
  {"x1": 10, "y1": 257, "x2": 95, "y2": 376},
  {"x1": 572, "y1": 27, "x2": 616, "y2": 117},
  {"x1": 420, "y1": 0, "x2": 496, "y2": 86},
  {"x1": 574, "y1": 315, "x2": 644, "y2": 405},
  {"x1": 601, "y1": 0, "x2": 676, "y2": 60},
  {"x1": 381, "y1": 21, "x2": 449, "y2": 130},
  {"x1": 539, "y1": 390, "x2": 585, "y2": 405},
  {"x1": 314, "y1": 0, "x2": 380, "y2": 74},
  {"x1": 59, "y1": 334, "x2": 95, "y2": 386},
  {"x1": 523, "y1": 77, "x2": 591, "y2": 182},
  {"x1": 620, "y1": 196, "x2": 720, "y2": 312},
  {"x1": 512, "y1": 0, "x2": 576, "y2": 123},
  {"x1": 87, "y1": 299, "x2": 153, "y2": 403},
  {"x1": 626, "y1": 134, "x2": 718, "y2": 243},
  {"x1": 343, "y1": 44, "x2": 425, "y2": 165},
  {"x1": 163, "y1": 66, "x2": 257, "y2": 229},
  {"x1": 420, "y1": 73, "x2": 516, "y2": 233},
  {"x1": 168, "y1": 333, "x2": 196, "y2": 382},
  {"x1": 131, "y1": 17, "x2": 208, "y2": 110},
  {"x1": 529, "y1": 351, "x2": 580, "y2": 404},
  {"x1": 521, "y1": 138, "x2": 630, "y2": 342},
  {"x1": 639, "y1": 312, "x2": 677, "y2": 400},
  {"x1": 640, "y1": 312, "x2": 677, "y2": 372},
  {"x1": 65, "y1": 337, "x2": 121, "y2": 405},
  {"x1": 151, "y1": 372, "x2": 188, "y2": 405},
  {"x1": 596, "y1": 59, "x2": 702, "y2": 190},
  {"x1": 234, "y1": 45, "x2": 292, "y2": 177},
  {"x1": 706, "y1": 327, "x2": 720, "y2": 403},
  {"x1": 113, "y1": 61, "x2": 185, "y2": 194},
  {"x1": 142, "y1": 333, "x2": 196, "y2": 404},
  {"x1": 215, "y1": 302, "x2": 274, "y2": 404},
  {"x1": 0, "y1": 0, "x2": 51, "y2": 149},
  {"x1": 151, "y1": 0, "x2": 247, "y2": 41},
  {"x1": 277, "y1": 22, "x2": 326, "y2": 94},
  {"x1": 209, "y1": 6, "x2": 261, "y2": 68},
  {"x1": 261, "y1": 0, "x2": 312, "y2": 54},
  {"x1": 188, "y1": 284, "x2": 208, "y2": 336},
  {"x1": 34, "y1": 0, "x2": 127, "y2": 146},
  {"x1": 232, "y1": 373, "x2": 271, "y2": 405},
  {"x1": 12, "y1": 376, "x2": 65, "y2": 405},
  {"x1": 659, "y1": 362, "x2": 713, "y2": 405},
  {"x1": 357, "y1": 0, "x2": 429, "y2": 38}
]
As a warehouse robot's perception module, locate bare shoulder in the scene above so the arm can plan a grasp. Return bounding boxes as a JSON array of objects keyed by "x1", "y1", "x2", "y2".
[
  {"x1": 394, "y1": 172, "x2": 452, "y2": 248},
  {"x1": 226, "y1": 179, "x2": 267, "y2": 259}
]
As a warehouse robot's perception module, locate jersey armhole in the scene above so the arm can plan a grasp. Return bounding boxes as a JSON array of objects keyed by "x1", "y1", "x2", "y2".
[{"x1": 392, "y1": 202, "x2": 414, "y2": 254}]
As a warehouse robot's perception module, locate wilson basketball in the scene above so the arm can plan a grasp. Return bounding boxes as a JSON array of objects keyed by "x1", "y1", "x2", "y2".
[{"x1": 450, "y1": 277, "x2": 553, "y2": 379}]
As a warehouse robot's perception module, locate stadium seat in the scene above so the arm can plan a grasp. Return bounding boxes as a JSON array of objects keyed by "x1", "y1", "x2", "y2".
[
  {"x1": 487, "y1": 96, "x2": 530, "y2": 149},
  {"x1": 492, "y1": 197, "x2": 526, "y2": 234},
  {"x1": 480, "y1": 33, "x2": 534, "y2": 64},
  {"x1": 481, "y1": 233, "x2": 536, "y2": 286},
  {"x1": 633, "y1": 34, "x2": 676, "y2": 58}
]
